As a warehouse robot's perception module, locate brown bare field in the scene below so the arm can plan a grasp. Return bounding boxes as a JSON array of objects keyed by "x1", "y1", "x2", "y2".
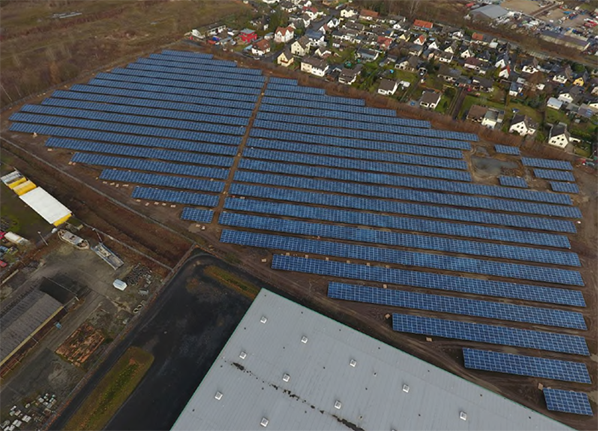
[{"x1": 502, "y1": 0, "x2": 542, "y2": 15}]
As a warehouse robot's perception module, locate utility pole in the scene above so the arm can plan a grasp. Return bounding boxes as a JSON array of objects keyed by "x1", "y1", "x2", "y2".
[{"x1": 38, "y1": 231, "x2": 48, "y2": 246}]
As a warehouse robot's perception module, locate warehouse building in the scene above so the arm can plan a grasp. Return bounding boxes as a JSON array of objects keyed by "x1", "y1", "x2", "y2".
[{"x1": 172, "y1": 290, "x2": 570, "y2": 431}]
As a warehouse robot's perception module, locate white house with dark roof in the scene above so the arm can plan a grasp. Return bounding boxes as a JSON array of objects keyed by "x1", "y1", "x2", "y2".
[
  {"x1": 378, "y1": 79, "x2": 399, "y2": 96},
  {"x1": 548, "y1": 123, "x2": 571, "y2": 148},
  {"x1": 509, "y1": 114, "x2": 538, "y2": 136},
  {"x1": 300, "y1": 56, "x2": 329, "y2": 77}
]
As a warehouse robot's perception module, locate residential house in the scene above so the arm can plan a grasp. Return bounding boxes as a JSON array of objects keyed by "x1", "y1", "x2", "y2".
[
  {"x1": 552, "y1": 65, "x2": 573, "y2": 84},
  {"x1": 460, "y1": 47, "x2": 475, "y2": 59},
  {"x1": 360, "y1": 9, "x2": 379, "y2": 21},
  {"x1": 340, "y1": 8, "x2": 358, "y2": 19},
  {"x1": 300, "y1": 13, "x2": 312, "y2": 28},
  {"x1": 467, "y1": 105, "x2": 488, "y2": 123},
  {"x1": 291, "y1": 36, "x2": 310, "y2": 56},
  {"x1": 262, "y1": 0, "x2": 279, "y2": 4},
  {"x1": 573, "y1": 71, "x2": 589, "y2": 87},
  {"x1": 250, "y1": 17, "x2": 269, "y2": 31},
  {"x1": 413, "y1": 19, "x2": 433, "y2": 31},
  {"x1": 339, "y1": 65, "x2": 362, "y2": 85},
  {"x1": 405, "y1": 43, "x2": 423, "y2": 56},
  {"x1": 306, "y1": 30, "x2": 325, "y2": 47},
  {"x1": 557, "y1": 86, "x2": 584, "y2": 104},
  {"x1": 379, "y1": 55, "x2": 398, "y2": 67},
  {"x1": 509, "y1": 114, "x2": 537, "y2": 136},
  {"x1": 548, "y1": 123, "x2": 571, "y2": 149},
  {"x1": 279, "y1": 1, "x2": 298, "y2": 13},
  {"x1": 547, "y1": 97, "x2": 564, "y2": 110},
  {"x1": 356, "y1": 48, "x2": 379, "y2": 62},
  {"x1": 482, "y1": 109, "x2": 505, "y2": 129},
  {"x1": 277, "y1": 49, "x2": 294, "y2": 67},
  {"x1": 397, "y1": 56, "x2": 419, "y2": 72},
  {"x1": 303, "y1": 6, "x2": 322, "y2": 21},
  {"x1": 438, "y1": 64, "x2": 461, "y2": 82},
  {"x1": 509, "y1": 82, "x2": 522, "y2": 97},
  {"x1": 420, "y1": 91, "x2": 441, "y2": 109},
  {"x1": 472, "y1": 76, "x2": 494, "y2": 92},
  {"x1": 314, "y1": 47, "x2": 331, "y2": 58},
  {"x1": 477, "y1": 50, "x2": 492, "y2": 64},
  {"x1": 471, "y1": 33, "x2": 493, "y2": 45},
  {"x1": 378, "y1": 36, "x2": 393, "y2": 51},
  {"x1": 378, "y1": 79, "x2": 399, "y2": 96},
  {"x1": 251, "y1": 39, "x2": 271, "y2": 57},
  {"x1": 413, "y1": 35, "x2": 427, "y2": 46},
  {"x1": 498, "y1": 65, "x2": 511, "y2": 79},
  {"x1": 495, "y1": 53, "x2": 509, "y2": 69},
  {"x1": 464, "y1": 57, "x2": 482, "y2": 72},
  {"x1": 576, "y1": 105, "x2": 594, "y2": 119},
  {"x1": 427, "y1": 39, "x2": 439, "y2": 51},
  {"x1": 240, "y1": 28, "x2": 258, "y2": 44},
  {"x1": 301, "y1": 56, "x2": 329, "y2": 77},
  {"x1": 436, "y1": 51, "x2": 453, "y2": 64},
  {"x1": 521, "y1": 57, "x2": 539, "y2": 74},
  {"x1": 274, "y1": 26, "x2": 295, "y2": 44},
  {"x1": 443, "y1": 41, "x2": 458, "y2": 54}
]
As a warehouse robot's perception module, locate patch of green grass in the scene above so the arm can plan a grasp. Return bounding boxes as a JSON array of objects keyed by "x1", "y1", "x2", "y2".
[
  {"x1": 204, "y1": 265, "x2": 260, "y2": 299},
  {"x1": 65, "y1": 347, "x2": 154, "y2": 431},
  {"x1": 545, "y1": 108, "x2": 570, "y2": 126}
]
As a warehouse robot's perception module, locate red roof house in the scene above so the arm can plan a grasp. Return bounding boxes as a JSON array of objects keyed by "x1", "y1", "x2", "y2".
[{"x1": 413, "y1": 19, "x2": 433, "y2": 30}]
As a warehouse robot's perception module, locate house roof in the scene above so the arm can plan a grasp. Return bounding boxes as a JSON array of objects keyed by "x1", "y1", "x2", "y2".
[
  {"x1": 360, "y1": 9, "x2": 379, "y2": 18},
  {"x1": 253, "y1": 39, "x2": 270, "y2": 50},
  {"x1": 278, "y1": 49, "x2": 293, "y2": 61},
  {"x1": 413, "y1": 19, "x2": 433, "y2": 29},
  {"x1": 468, "y1": 104, "x2": 489, "y2": 121},
  {"x1": 302, "y1": 56, "x2": 328, "y2": 69},
  {"x1": 470, "y1": 4, "x2": 509, "y2": 19},
  {"x1": 511, "y1": 114, "x2": 538, "y2": 130},
  {"x1": 421, "y1": 91, "x2": 441, "y2": 104},
  {"x1": 550, "y1": 123, "x2": 569, "y2": 138},
  {"x1": 379, "y1": 78, "x2": 398, "y2": 92},
  {"x1": 275, "y1": 26, "x2": 293, "y2": 36}
]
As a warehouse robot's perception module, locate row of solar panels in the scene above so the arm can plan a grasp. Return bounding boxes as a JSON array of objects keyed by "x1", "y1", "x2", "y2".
[
  {"x1": 268, "y1": 77, "x2": 297, "y2": 86},
  {"x1": 228, "y1": 183, "x2": 576, "y2": 233},
  {"x1": 327, "y1": 283, "x2": 585, "y2": 329},
  {"x1": 264, "y1": 88, "x2": 365, "y2": 107},
  {"x1": 148, "y1": 53, "x2": 259, "y2": 73},
  {"x1": 223, "y1": 198, "x2": 571, "y2": 249},
  {"x1": 522, "y1": 157, "x2": 573, "y2": 171},
  {"x1": 266, "y1": 82, "x2": 325, "y2": 95},
  {"x1": 551, "y1": 182, "x2": 579, "y2": 194},
  {"x1": 180, "y1": 207, "x2": 215, "y2": 223},
  {"x1": 101, "y1": 170, "x2": 224, "y2": 193},
  {"x1": 261, "y1": 96, "x2": 395, "y2": 117},
  {"x1": 161, "y1": 50, "x2": 213, "y2": 59},
  {"x1": 270, "y1": 254, "x2": 584, "y2": 308},
  {"x1": 48, "y1": 138, "x2": 234, "y2": 167},
  {"x1": 72, "y1": 153, "x2": 229, "y2": 179},
  {"x1": 499, "y1": 176, "x2": 527, "y2": 188},
  {"x1": 245, "y1": 138, "x2": 467, "y2": 170},
  {"x1": 218, "y1": 212, "x2": 579, "y2": 266},
  {"x1": 252, "y1": 119, "x2": 471, "y2": 150},
  {"x1": 220, "y1": 230, "x2": 583, "y2": 285},
  {"x1": 534, "y1": 169, "x2": 576, "y2": 182},
  {"x1": 494, "y1": 145, "x2": 520, "y2": 155},
  {"x1": 9, "y1": 114, "x2": 242, "y2": 146},
  {"x1": 132, "y1": 186, "x2": 220, "y2": 207},
  {"x1": 543, "y1": 388, "x2": 593, "y2": 416},
  {"x1": 49, "y1": 90, "x2": 254, "y2": 119},
  {"x1": 256, "y1": 111, "x2": 477, "y2": 142},
  {"x1": 234, "y1": 169, "x2": 580, "y2": 218}
]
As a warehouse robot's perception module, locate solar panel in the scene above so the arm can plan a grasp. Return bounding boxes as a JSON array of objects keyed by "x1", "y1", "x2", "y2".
[
  {"x1": 180, "y1": 207, "x2": 214, "y2": 223},
  {"x1": 499, "y1": 176, "x2": 528, "y2": 188},
  {"x1": 534, "y1": 169, "x2": 576, "y2": 182},
  {"x1": 271, "y1": 255, "x2": 585, "y2": 307},
  {"x1": 522, "y1": 157, "x2": 573, "y2": 171},
  {"x1": 132, "y1": 186, "x2": 220, "y2": 207},
  {"x1": 148, "y1": 54, "x2": 262, "y2": 75},
  {"x1": 150, "y1": 52, "x2": 237, "y2": 68},
  {"x1": 100, "y1": 170, "x2": 225, "y2": 193},
  {"x1": 494, "y1": 145, "x2": 520, "y2": 155},
  {"x1": 268, "y1": 77, "x2": 298, "y2": 86},
  {"x1": 462, "y1": 348, "x2": 591, "y2": 383},
  {"x1": 327, "y1": 283, "x2": 586, "y2": 329},
  {"x1": 261, "y1": 96, "x2": 396, "y2": 116},
  {"x1": 134, "y1": 58, "x2": 266, "y2": 82},
  {"x1": 264, "y1": 89, "x2": 365, "y2": 106},
  {"x1": 219, "y1": 212, "x2": 579, "y2": 266},
  {"x1": 550, "y1": 182, "x2": 579, "y2": 194},
  {"x1": 161, "y1": 49, "x2": 213, "y2": 59},
  {"x1": 228, "y1": 184, "x2": 577, "y2": 232},
  {"x1": 71, "y1": 153, "x2": 229, "y2": 179},
  {"x1": 391, "y1": 313, "x2": 589, "y2": 355},
  {"x1": 221, "y1": 230, "x2": 584, "y2": 285},
  {"x1": 543, "y1": 389, "x2": 593, "y2": 416},
  {"x1": 266, "y1": 83, "x2": 325, "y2": 94},
  {"x1": 224, "y1": 198, "x2": 572, "y2": 249},
  {"x1": 48, "y1": 138, "x2": 234, "y2": 167},
  {"x1": 234, "y1": 170, "x2": 581, "y2": 218}
]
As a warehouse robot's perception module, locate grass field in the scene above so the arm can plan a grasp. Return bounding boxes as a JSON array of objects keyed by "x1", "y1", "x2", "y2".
[
  {"x1": 64, "y1": 346, "x2": 154, "y2": 431},
  {"x1": 204, "y1": 265, "x2": 260, "y2": 299}
]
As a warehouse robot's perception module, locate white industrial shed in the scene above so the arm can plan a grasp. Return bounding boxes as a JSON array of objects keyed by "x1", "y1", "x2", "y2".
[
  {"x1": 172, "y1": 290, "x2": 571, "y2": 431},
  {"x1": 19, "y1": 187, "x2": 71, "y2": 226}
]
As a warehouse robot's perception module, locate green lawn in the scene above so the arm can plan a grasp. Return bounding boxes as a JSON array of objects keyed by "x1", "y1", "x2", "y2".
[
  {"x1": 459, "y1": 95, "x2": 543, "y2": 125},
  {"x1": 545, "y1": 108, "x2": 570, "y2": 125}
]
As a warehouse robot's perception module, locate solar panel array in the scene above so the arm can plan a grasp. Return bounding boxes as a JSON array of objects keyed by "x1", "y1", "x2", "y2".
[
  {"x1": 224, "y1": 198, "x2": 572, "y2": 248},
  {"x1": 499, "y1": 176, "x2": 528, "y2": 188},
  {"x1": 522, "y1": 157, "x2": 573, "y2": 171},
  {"x1": 543, "y1": 389, "x2": 593, "y2": 416},
  {"x1": 495, "y1": 145, "x2": 521, "y2": 155},
  {"x1": 132, "y1": 187, "x2": 219, "y2": 207},
  {"x1": 99, "y1": 170, "x2": 224, "y2": 193},
  {"x1": 391, "y1": 313, "x2": 589, "y2": 356},
  {"x1": 219, "y1": 212, "x2": 579, "y2": 266},
  {"x1": 264, "y1": 89, "x2": 365, "y2": 106},
  {"x1": 327, "y1": 283, "x2": 586, "y2": 329},
  {"x1": 462, "y1": 348, "x2": 591, "y2": 383},
  {"x1": 180, "y1": 207, "x2": 214, "y2": 223},
  {"x1": 134, "y1": 58, "x2": 266, "y2": 81},
  {"x1": 266, "y1": 83, "x2": 325, "y2": 94},
  {"x1": 261, "y1": 96, "x2": 398, "y2": 116},
  {"x1": 534, "y1": 169, "x2": 576, "y2": 182},
  {"x1": 268, "y1": 77, "x2": 297, "y2": 86},
  {"x1": 551, "y1": 182, "x2": 580, "y2": 194},
  {"x1": 271, "y1": 255, "x2": 585, "y2": 307}
]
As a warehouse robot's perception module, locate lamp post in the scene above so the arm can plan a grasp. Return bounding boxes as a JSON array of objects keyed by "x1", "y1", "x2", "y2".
[{"x1": 38, "y1": 231, "x2": 48, "y2": 246}]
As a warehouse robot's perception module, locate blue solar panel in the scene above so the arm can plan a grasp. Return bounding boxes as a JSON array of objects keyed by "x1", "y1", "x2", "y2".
[
  {"x1": 499, "y1": 176, "x2": 528, "y2": 188},
  {"x1": 9, "y1": 113, "x2": 241, "y2": 145},
  {"x1": 391, "y1": 313, "x2": 589, "y2": 355},
  {"x1": 224, "y1": 198, "x2": 572, "y2": 249},
  {"x1": 266, "y1": 83, "x2": 325, "y2": 94},
  {"x1": 257, "y1": 111, "x2": 476, "y2": 141},
  {"x1": 328, "y1": 283, "x2": 585, "y2": 329},
  {"x1": 161, "y1": 50, "x2": 213, "y2": 59},
  {"x1": 264, "y1": 89, "x2": 365, "y2": 106},
  {"x1": 219, "y1": 213, "x2": 579, "y2": 266},
  {"x1": 221, "y1": 230, "x2": 584, "y2": 285},
  {"x1": 543, "y1": 389, "x2": 593, "y2": 416},
  {"x1": 234, "y1": 170, "x2": 580, "y2": 218},
  {"x1": 271, "y1": 255, "x2": 585, "y2": 307},
  {"x1": 261, "y1": 96, "x2": 396, "y2": 116},
  {"x1": 42, "y1": 98, "x2": 250, "y2": 126},
  {"x1": 268, "y1": 77, "x2": 298, "y2": 86},
  {"x1": 534, "y1": 169, "x2": 576, "y2": 182},
  {"x1": 259, "y1": 103, "x2": 431, "y2": 128},
  {"x1": 47, "y1": 138, "x2": 234, "y2": 167},
  {"x1": 132, "y1": 186, "x2": 220, "y2": 207},
  {"x1": 253, "y1": 119, "x2": 471, "y2": 150},
  {"x1": 228, "y1": 184, "x2": 577, "y2": 232},
  {"x1": 522, "y1": 158, "x2": 573, "y2": 171},
  {"x1": 495, "y1": 145, "x2": 521, "y2": 155},
  {"x1": 68, "y1": 83, "x2": 257, "y2": 110},
  {"x1": 550, "y1": 182, "x2": 579, "y2": 194},
  {"x1": 462, "y1": 348, "x2": 591, "y2": 383},
  {"x1": 151, "y1": 52, "x2": 237, "y2": 68},
  {"x1": 49, "y1": 90, "x2": 253, "y2": 118},
  {"x1": 180, "y1": 207, "x2": 214, "y2": 223},
  {"x1": 72, "y1": 153, "x2": 229, "y2": 179},
  {"x1": 100, "y1": 170, "x2": 224, "y2": 192},
  {"x1": 134, "y1": 58, "x2": 266, "y2": 82},
  {"x1": 95, "y1": 71, "x2": 261, "y2": 96},
  {"x1": 148, "y1": 54, "x2": 262, "y2": 75},
  {"x1": 246, "y1": 138, "x2": 467, "y2": 170}
]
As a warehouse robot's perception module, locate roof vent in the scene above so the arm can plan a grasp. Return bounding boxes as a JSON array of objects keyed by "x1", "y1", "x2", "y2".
[
  {"x1": 260, "y1": 417, "x2": 269, "y2": 427},
  {"x1": 334, "y1": 400, "x2": 342, "y2": 410},
  {"x1": 460, "y1": 411, "x2": 468, "y2": 421},
  {"x1": 402, "y1": 384, "x2": 410, "y2": 393},
  {"x1": 214, "y1": 391, "x2": 223, "y2": 400},
  {"x1": 301, "y1": 336, "x2": 308, "y2": 344},
  {"x1": 349, "y1": 359, "x2": 357, "y2": 367},
  {"x1": 260, "y1": 316, "x2": 268, "y2": 324},
  {"x1": 282, "y1": 373, "x2": 291, "y2": 382},
  {"x1": 239, "y1": 351, "x2": 247, "y2": 359}
]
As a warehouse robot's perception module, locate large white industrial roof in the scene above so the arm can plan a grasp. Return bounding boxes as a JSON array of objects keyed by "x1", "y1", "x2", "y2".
[
  {"x1": 172, "y1": 290, "x2": 571, "y2": 431},
  {"x1": 19, "y1": 187, "x2": 71, "y2": 225}
]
